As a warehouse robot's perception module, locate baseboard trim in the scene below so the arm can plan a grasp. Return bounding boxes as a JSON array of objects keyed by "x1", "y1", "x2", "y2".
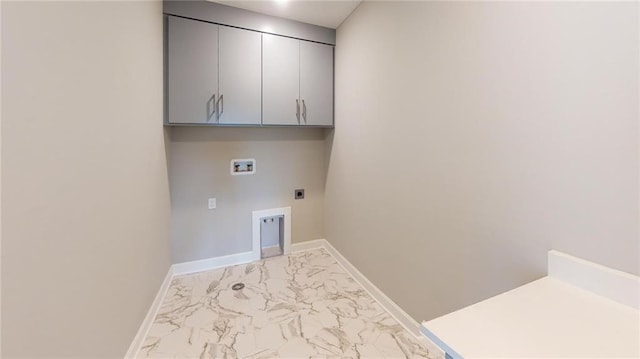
[
  {"x1": 548, "y1": 250, "x2": 640, "y2": 309},
  {"x1": 124, "y1": 266, "x2": 174, "y2": 359},
  {"x1": 317, "y1": 239, "x2": 423, "y2": 338},
  {"x1": 125, "y1": 238, "x2": 433, "y2": 358},
  {"x1": 172, "y1": 250, "x2": 255, "y2": 276},
  {"x1": 290, "y1": 239, "x2": 326, "y2": 252}
]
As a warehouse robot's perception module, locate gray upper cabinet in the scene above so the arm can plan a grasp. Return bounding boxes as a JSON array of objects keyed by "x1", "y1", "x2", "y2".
[
  {"x1": 167, "y1": 16, "x2": 261, "y2": 125},
  {"x1": 218, "y1": 26, "x2": 261, "y2": 125},
  {"x1": 167, "y1": 16, "x2": 218, "y2": 124},
  {"x1": 262, "y1": 34, "x2": 301, "y2": 126},
  {"x1": 300, "y1": 41, "x2": 334, "y2": 127},
  {"x1": 263, "y1": 34, "x2": 334, "y2": 127},
  {"x1": 166, "y1": 12, "x2": 334, "y2": 127}
]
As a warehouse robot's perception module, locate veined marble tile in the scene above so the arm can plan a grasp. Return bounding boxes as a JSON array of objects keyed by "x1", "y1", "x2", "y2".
[{"x1": 138, "y1": 248, "x2": 442, "y2": 359}]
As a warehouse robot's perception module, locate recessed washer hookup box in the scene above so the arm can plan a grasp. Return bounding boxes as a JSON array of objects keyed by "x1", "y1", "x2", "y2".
[{"x1": 230, "y1": 158, "x2": 255, "y2": 175}]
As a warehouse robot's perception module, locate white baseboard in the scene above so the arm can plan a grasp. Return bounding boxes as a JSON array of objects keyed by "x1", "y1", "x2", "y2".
[
  {"x1": 124, "y1": 266, "x2": 174, "y2": 359},
  {"x1": 548, "y1": 250, "x2": 640, "y2": 309},
  {"x1": 172, "y1": 250, "x2": 255, "y2": 276},
  {"x1": 290, "y1": 239, "x2": 326, "y2": 252},
  {"x1": 316, "y1": 239, "x2": 424, "y2": 338}
]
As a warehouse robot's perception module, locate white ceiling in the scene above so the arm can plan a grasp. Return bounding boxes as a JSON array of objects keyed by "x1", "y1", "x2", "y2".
[{"x1": 211, "y1": 0, "x2": 362, "y2": 29}]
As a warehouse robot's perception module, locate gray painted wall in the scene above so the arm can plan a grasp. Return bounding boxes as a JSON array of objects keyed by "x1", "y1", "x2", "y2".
[
  {"x1": 326, "y1": 1, "x2": 639, "y2": 323},
  {"x1": 1, "y1": 1, "x2": 171, "y2": 357},
  {"x1": 168, "y1": 127, "x2": 326, "y2": 263}
]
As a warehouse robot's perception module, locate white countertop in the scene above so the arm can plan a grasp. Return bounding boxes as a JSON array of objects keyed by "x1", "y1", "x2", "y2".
[{"x1": 422, "y1": 276, "x2": 639, "y2": 358}]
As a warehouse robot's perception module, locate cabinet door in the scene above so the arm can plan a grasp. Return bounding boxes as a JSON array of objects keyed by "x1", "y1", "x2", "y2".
[
  {"x1": 262, "y1": 34, "x2": 300, "y2": 125},
  {"x1": 167, "y1": 16, "x2": 218, "y2": 124},
  {"x1": 300, "y1": 41, "x2": 334, "y2": 126},
  {"x1": 218, "y1": 27, "x2": 261, "y2": 125}
]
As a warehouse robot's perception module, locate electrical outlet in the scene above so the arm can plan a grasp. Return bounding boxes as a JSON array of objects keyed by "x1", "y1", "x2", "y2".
[
  {"x1": 294, "y1": 189, "x2": 305, "y2": 200},
  {"x1": 208, "y1": 198, "x2": 216, "y2": 209}
]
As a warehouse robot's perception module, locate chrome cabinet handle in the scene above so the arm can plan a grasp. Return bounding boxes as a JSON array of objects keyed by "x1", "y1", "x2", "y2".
[
  {"x1": 207, "y1": 94, "x2": 216, "y2": 122},
  {"x1": 216, "y1": 94, "x2": 224, "y2": 121},
  {"x1": 302, "y1": 99, "x2": 307, "y2": 122},
  {"x1": 296, "y1": 99, "x2": 300, "y2": 122}
]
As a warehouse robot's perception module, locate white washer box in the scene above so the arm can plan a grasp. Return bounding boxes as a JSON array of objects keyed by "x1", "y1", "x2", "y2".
[{"x1": 230, "y1": 158, "x2": 255, "y2": 175}]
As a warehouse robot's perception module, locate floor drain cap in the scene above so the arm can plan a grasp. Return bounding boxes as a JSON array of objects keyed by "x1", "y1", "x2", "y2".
[{"x1": 231, "y1": 283, "x2": 245, "y2": 291}]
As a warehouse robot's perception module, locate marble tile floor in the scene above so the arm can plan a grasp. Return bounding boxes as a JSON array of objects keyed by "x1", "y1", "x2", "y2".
[{"x1": 138, "y1": 248, "x2": 443, "y2": 358}]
